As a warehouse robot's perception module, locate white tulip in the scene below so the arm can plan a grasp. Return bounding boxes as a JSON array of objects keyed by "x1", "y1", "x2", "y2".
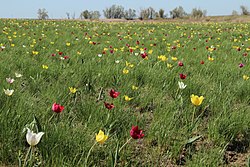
[
  {"x1": 3, "y1": 89, "x2": 14, "y2": 96},
  {"x1": 26, "y1": 128, "x2": 44, "y2": 146},
  {"x1": 178, "y1": 81, "x2": 187, "y2": 90}
]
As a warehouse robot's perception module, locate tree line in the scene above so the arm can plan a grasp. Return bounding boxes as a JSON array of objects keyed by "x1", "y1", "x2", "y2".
[{"x1": 37, "y1": 5, "x2": 250, "y2": 20}]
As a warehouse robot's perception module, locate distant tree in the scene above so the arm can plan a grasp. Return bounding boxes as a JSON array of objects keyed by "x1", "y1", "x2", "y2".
[
  {"x1": 159, "y1": 9, "x2": 165, "y2": 18},
  {"x1": 240, "y1": 5, "x2": 250, "y2": 15},
  {"x1": 232, "y1": 10, "x2": 239, "y2": 16},
  {"x1": 80, "y1": 10, "x2": 89, "y2": 19},
  {"x1": 103, "y1": 5, "x2": 125, "y2": 19},
  {"x1": 80, "y1": 10, "x2": 100, "y2": 19},
  {"x1": 90, "y1": 11, "x2": 101, "y2": 19},
  {"x1": 71, "y1": 12, "x2": 76, "y2": 19},
  {"x1": 37, "y1": 8, "x2": 49, "y2": 20},
  {"x1": 66, "y1": 12, "x2": 70, "y2": 19},
  {"x1": 124, "y1": 8, "x2": 136, "y2": 20},
  {"x1": 191, "y1": 8, "x2": 207, "y2": 18},
  {"x1": 170, "y1": 6, "x2": 186, "y2": 19},
  {"x1": 139, "y1": 7, "x2": 156, "y2": 20}
]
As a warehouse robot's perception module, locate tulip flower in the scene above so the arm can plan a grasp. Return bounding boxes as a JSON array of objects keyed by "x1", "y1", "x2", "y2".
[
  {"x1": 4, "y1": 89, "x2": 14, "y2": 96},
  {"x1": 95, "y1": 130, "x2": 108, "y2": 144},
  {"x1": 104, "y1": 102, "x2": 114, "y2": 110},
  {"x1": 26, "y1": 128, "x2": 44, "y2": 146},
  {"x1": 243, "y1": 75, "x2": 249, "y2": 80},
  {"x1": 239, "y1": 63, "x2": 244, "y2": 68},
  {"x1": 178, "y1": 81, "x2": 187, "y2": 90},
  {"x1": 178, "y1": 61, "x2": 184, "y2": 66},
  {"x1": 132, "y1": 85, "x2": 138, "y2": 90},
  {"x1": 130, "y1": 126, "x2": 144, "y2": 139},
  {"x1": 69, "y1": 87, "x2": 77, "y2": 94},
  {"x1": 179, "y1": 73, "x2": 187, "y2": 80},
  {"x1": 42, "y1": 65, "x2": 48, "y2": 69},
  {"x1": 124, "y1": 95, "x2": 133, "y2": 101},
  {"x1": 15, "y1": 72, "x2": 23, "y2": 78},
  {"x1": 109, "y1": 89, "x2": 120, "y2": 98},
  {"x1": 6, "y1": 77, "x2": 15, "y2": 84},
  {"x1": 52, "y1": 103, "x2": 64, "y2": 113},
  {"x1": 190, "y1": 94, "x2": 204, "y2": 106},
  {"x1": 123, "y1": 68, "x2": 129, "y2": 74}
]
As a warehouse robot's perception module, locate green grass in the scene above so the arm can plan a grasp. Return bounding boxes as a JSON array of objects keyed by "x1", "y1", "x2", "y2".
[{"x1": 0, "y1": 19, "x2": 249, "y2": 166}]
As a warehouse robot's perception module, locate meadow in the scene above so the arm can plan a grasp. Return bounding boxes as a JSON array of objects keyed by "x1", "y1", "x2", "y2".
[{"x1": 0, "y1": 19, "x2": 249, "y2": 166}]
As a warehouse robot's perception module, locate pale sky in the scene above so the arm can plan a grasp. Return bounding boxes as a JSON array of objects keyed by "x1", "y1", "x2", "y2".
[{"x1": 0, "y1": 0, "x2": 249, "y2": 19}]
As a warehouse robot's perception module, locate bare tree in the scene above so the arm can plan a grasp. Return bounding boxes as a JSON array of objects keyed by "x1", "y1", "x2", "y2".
[
  {"x1": 170, "y1": 6, "x2": 186, "y2": 19},
  {"x1": 124, "y1": 8, "x2": 136, "y2": 20},
  {"x1": 103, "y1": 5, "x2": 125, "y2": 19},
  {"x1": 240, "y1": 5, "x2": 250, "y2": 15},
  {"x1": 191, "y1": 8, "x2": 207, "y2": 18},
  {"x1": 159, "y1": 9, "x2": 165, "y2": 18},
  {"x1": 232, "y1": 10, "x2": 239, "y2": 16},
  {"x1": 66, "y1": 12, "x2": 70, "y2": 19},
  {"x1": 37, "y1": 8, "x2": 49, "y2": 20}
]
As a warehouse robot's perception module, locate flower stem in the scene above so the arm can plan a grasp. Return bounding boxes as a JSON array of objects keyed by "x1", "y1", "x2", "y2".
[
  {"x1": 23, "y1": 146, "x2": 31, "y2": 167},
  {"x1": 191, "y1": 107, "x2": 196, "y2": 127},
  {"x1": 85, "y1": 142, "x2": 97, "y2": 167},
  {"x1": 119, "y1": 138, "x2": 132, "y2": 153}
]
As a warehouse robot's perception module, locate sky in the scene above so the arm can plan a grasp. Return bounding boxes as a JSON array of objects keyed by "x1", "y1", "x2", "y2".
[{"x1": 0, "y1": 0, "x2": 249, "y2": 19}]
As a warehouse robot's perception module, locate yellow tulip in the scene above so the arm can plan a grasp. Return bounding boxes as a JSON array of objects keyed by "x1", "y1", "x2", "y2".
[
  {"x1": 124, "y1": 95, "x2": 133, "y2": 101},
  {"x1": 42, "y1": 65, "x2": 48, "y2": 69},
  {"x1": 69, "y1": 87, "x2": 77, "y2": 93},
  {"x1": 190, "y1": 94, "x2": 204, "y2": 106},
  {"x1": 123, "y1": 68, "x2": 129, "y2": 74},
  {"x1": 132, "y1": 85, "x2": 138, "y2": 90},
  {"x1": 95, "y1": 130, "x2": 108, "y2": 144},
  {"x1": 243, "y1": 75, "x2": 249, "y2": 80}
]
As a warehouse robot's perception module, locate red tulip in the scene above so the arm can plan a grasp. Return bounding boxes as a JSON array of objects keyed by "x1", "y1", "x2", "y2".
[
  {"x1": 179, "y1": 73, "x2": 187, "y2": 80},
  {"x1": 52, "y1": 103, "x2": 64, "y2": 113},
  {"x1": 58, "y1": 52, "x2": 63, "y2": 55},
  {"x1": 104, "y1": 102, "x2": 114, "y2": 110},
  {"x1": 130, "y1": 126, "x2": 144, "y2": 139},
  {"x1": 178, "y1": 61, "x2": 184, "y2": 67},
  {"x1": 141, "y1": 52, "x2": 148, "y2": 59},
  {"x1": 200, "y1": 60, "x2": 205, "y2": 64},
  {"x1": 109, "y1": 89, "x2": 120, "y2": 98}
]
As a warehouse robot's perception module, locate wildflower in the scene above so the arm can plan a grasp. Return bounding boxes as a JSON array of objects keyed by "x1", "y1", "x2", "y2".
[
  {"x1": 124, "y1": 95, "x2": 133, "y2": 101},
  {"x1": 104, "y1": 102, "x2": 114, "y2": 110},
  {"x1": 239, "y1": 63, "x2": 244, "y2": 68},
  {"x1": 98, "y1": 54, "x2": 102, "y2": 58},
  {"x1": 158, "y1": 55, "x2": 167, "y2": 62},
  {"x1": 243, "y1": 75, "x2": 249, "y2": 80},
  {"x1": 178, "y1": 61, "x2": 184, "y2": 66},
  {"x1": 52, "y1": 103, "x2": 64, "y2": 113},
  {"x1": 109, "y1": 89, "x2": 120, "y2": 98},
  {"x1": 6, "y1": 77, "x2": 15, "y2": 84},
  {"x1": 115, "y1": 60, "x2": 120, "y2": 64},
  {"x1": 4, "y1": 89, "x2": 14, "y2": 96},
  {"x1": 208, "y1": 56, "x2": 214, "y2": 61},
  {"x1": 200, "y1": 60, "x2": 205, "y2": 64},
  {"x1": 190, "y1": 94, "x2": 204, "y2": 106},
  {"x1": 179, "y1": 73, "x2": 187, "y2": 80},
  {"x1": 69, "y1": 87, "x2": 77, "y2": 94},
  {"x1": 96, "y1": 130, "x2": 108, "y2": 144},
  {"x1": 171, "y1": 57, "x2": 178, "y2": 61},
  {"x1": 42, "y1": 65, "x2": 48, "y2": 69},
  {"x1": 130, "y1": 126, "x2": 144, "y2": 139},
  {"x1": 32, "y1": 51, "x2": 39, "y2": 55},
  {"x1": 178, "y1": 81, "x2": 187, "y2": 90},
  {"x1": 167, "y1": 63, "x2": 173, "y2": 69},
  {"x1": 26, "y1": 128, "x2": 44, "y2": 146},
  {"x1": 132, "y1": 85, "x2": 138, "y2": 90},
  {"x1": 66, "y1": 42, "x2": 71, "y2": 46},
  {"x1": 123, "y1": 68, "x2": 129, "y2": 74},
  {"x1": 15, "y1": 73, "x2": 23, "y2": 78}
]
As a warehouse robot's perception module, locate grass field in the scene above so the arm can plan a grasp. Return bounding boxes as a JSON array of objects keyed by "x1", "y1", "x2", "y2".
[{"x1": 0, "y1": 19, "x2": 249, "y2": 166}]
